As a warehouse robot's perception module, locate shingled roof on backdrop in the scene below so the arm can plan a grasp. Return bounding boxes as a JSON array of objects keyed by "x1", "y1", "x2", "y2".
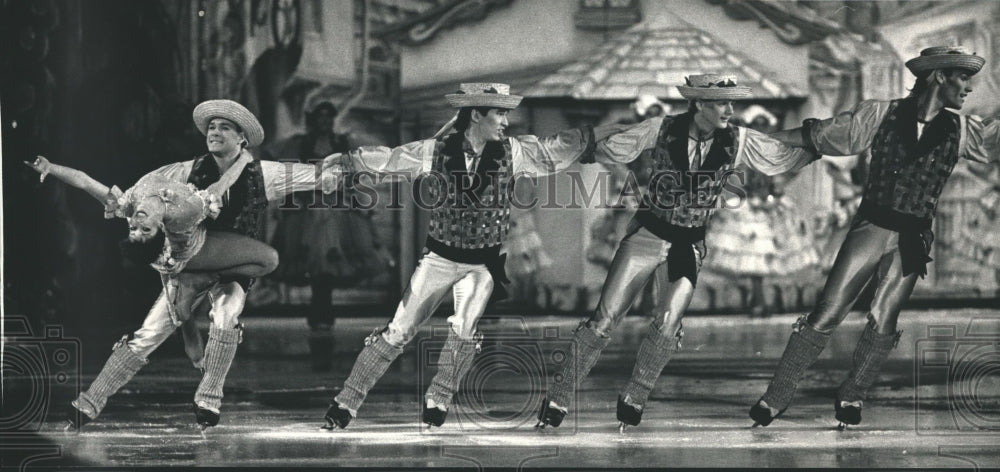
[{"x1": 523, "y1": 25, "x2": 806, "y2": 100}]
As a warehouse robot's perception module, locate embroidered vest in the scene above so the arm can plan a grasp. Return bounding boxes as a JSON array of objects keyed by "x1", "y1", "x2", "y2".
[
  {"x1": 187, "y1": 154, "x2": 269, "y2": 241},
  {"x1": 642, "y1": 112, "x2": 740, "y2": 228},
  {"x1": 425, "y1": 134, "x2": 513, "y2": 249},
  {"x1": 865, "y1": 98, "x2": 961, "y2": 219}
]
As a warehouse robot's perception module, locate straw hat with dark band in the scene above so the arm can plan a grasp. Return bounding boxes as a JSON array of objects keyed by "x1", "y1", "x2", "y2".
[
  {"x1": 192, "y1": 99, "x2": 265, "y2": 147},
  {"x1": 905, "y1": 46, "x2": 985, "y2": 75},
  {"x1": 676, "y1": 74, "x2": 752, "y2": 100},
  {"x1": 445, "y1": 83, "x2": 523, "y2": 109}
]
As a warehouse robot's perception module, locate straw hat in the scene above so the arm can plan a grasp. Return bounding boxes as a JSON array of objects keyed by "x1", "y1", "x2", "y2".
[
  {"x1": 905, "y1": 46, "x2": 985, "y2": 75},
  {"x1": 192, "y1": 99, "x2": 265, "y2": 147},
  {"x1": 445, "y1": 83, "x2": 522, "y2": 109},
  {"x1": 676, "y1": 74, "x2": 752, "y2": 100}
]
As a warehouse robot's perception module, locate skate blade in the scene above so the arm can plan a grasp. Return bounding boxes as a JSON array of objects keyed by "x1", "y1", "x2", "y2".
[
  {"x1": 618, "y1": 422, "x2": 627, "y2": 434},
  {"x1": 837, "y1": 422, "x2": 847, "y2": 431},
  {"x1": 751, "y1": 421, "x2": 761, "y2": 428},
  {"x1": 534, "y1": 421, "x2": 547, "y2": 430}
]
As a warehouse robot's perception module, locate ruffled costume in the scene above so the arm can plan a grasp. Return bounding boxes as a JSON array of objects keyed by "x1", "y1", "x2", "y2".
[{"x1": 104, "y1": 152, "x2": 251, "y2": 325}]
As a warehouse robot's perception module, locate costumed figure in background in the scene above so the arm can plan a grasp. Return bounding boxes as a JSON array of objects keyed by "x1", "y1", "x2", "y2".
[
  {"x1": 704, "y1": 105, "x2": 821, "y2": 317},
  {"x1": 942, "y1": 159, "x2": 1000, "y2": 282},
  {"x1": 750, "y1": 46, "x2": 1000, "y2": 430},
  {"x1": 321, "y1": 82, "x2": 628, "y2": 430},
  {"x1": 537, "y1": 74, "x2": 820, "y2": 432},
  {"x1": 57, "y1": 100, "x2": 340, "y2": 431},
  {"x1": 620, "y1": 94, "x2": 670, "y2": 125},
  {"x1": 504, "y1": 208, "x2": 554, "y2": 304},
  {"x1": 267, "y1": 100, "x2": 394, "y2": 372}
]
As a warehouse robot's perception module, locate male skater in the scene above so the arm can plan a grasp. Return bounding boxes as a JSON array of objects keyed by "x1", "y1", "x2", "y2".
[
  {"x1": 67, "y1": 99, "x2": 339, "y2": 430},
  {"x1": 750, "y1": 46, "x2": 999, "y2": 429},
  {"x1": 537, "y1": 74, "x2": 820, "y2": 431},
  {"x1": 322, "y1": 82, "x2": 626, "y2": 429}
]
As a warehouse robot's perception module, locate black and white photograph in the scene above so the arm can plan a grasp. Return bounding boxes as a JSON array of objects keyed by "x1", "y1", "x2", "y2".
[{"x1": 2, "y1": 0, "x2": 999, "y2": 470}]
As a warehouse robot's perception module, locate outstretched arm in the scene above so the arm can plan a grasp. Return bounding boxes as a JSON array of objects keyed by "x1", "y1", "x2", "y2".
[
  {"x1": 513, "y1": 121, "x2": 648, "y2": 177},
  {"x1": 262, "y1": 139, "x2": 437, "y2": 201},
  {"x1": 24, "y1": 155, "x2": 110, "y2": 202},
  {"x1": 592, "y1": 118, "x2": 663, "y2": 167},
  {"x1": 961, "y1": 115, "x2": 1000, "y2": 165},
  {"x1": 737, "y1": 128, "x2": 820, "y2": 176},
  {"x1": 772, "y1": 100, "x2": 892, "y2": 156},
  {"x1": 327, "y1": 140, "x2": 437, "y2": 180},
  {"x1": 770, "y1": 127, "x2": 806, "y2": 147}
]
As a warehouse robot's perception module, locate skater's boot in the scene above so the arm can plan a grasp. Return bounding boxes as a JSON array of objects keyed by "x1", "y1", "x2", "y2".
[
  {"x1": 323, "y1": 401, "x2": 354, "y2": 430},
  {"x1": 834, "y1": 317, "x2": 900, "y2": 429},
  {"x1": 618, "y1": 324, "x2": 682, "y2": 431},
  {"x1": 535, "y1": 398, "x2": 567, "y2": 428},
  {"x1": 834, "y1": 399, "x2": 862, "y2": 429},
  {"x1": 749, "y1": 399, "x2": 782, "y2": 427},
  {"x1": 64, "y1": 404, "x2": 92, "y2": 432},
  {"x1": 70, "y1": 335, "x2": 149, "y2": 430},
  {"x1": 193, "y1": 324, "x2": 242, "y2": 429},
  {"x1": 422, "y1": 400, "x2": 448, "y2": 427},
  {"x1": 617, "y1": 395, "x2": 643, "y2": 432},
  {"x1": 543, "y1": 323, "x2": 612, "y2": 427},
  {"x1": 423, "y1": 329, "x2": 479, "y2": 427},
  {"x1": 330, "y1": 329, "x2": 404, "y2": 428},
  {"x1": 753, "y1": 315, "x2": 832, "y2": 427},
  {"x1": 194, "y1": 403, "x2": 220, "y2": 429}
]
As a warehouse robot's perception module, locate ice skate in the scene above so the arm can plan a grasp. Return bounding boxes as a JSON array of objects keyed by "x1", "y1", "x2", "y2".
[
  {"x1": 749, "y1": 399, "x2": 782, "y2": 428},
  {"x1": 64, "y1": 404, "x2": 92, "y2": 432},
  {"x1": 194, "y1": 403, "x2": 220, "y2": 432},
  {"x1": 422, "y1": 401, "x2": 447, "y2": 428},
  {"x1": 616, "y1": 395, "x2": 642, "y2": 432},
  {"x1": 834, "y1": 398, "x2": 862, "y2": 430},
  {"x1": 322, "y1": 401, "x2": 353, "y2": 430},
  {"x1": 535, "y1": 398, "x2": 566, "y2": 429}
]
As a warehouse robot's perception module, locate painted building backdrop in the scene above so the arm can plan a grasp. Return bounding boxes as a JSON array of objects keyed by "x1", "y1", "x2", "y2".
[{"x1": 3, "y1": 0, "x2": 997, "y2": 344}]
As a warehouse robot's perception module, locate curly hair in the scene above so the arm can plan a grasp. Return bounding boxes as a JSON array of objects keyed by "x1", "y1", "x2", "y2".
[{"x1": 119, "y1": 232, "x2": 167, "y2": 266}]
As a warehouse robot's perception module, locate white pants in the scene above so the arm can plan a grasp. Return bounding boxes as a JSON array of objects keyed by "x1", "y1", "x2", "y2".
[
  {"x1": 127, "y1": 283, "x2": 246, "y2": 359},
  {"x1": 383, "y1": 251, "x2": 494, "y2": 346}
]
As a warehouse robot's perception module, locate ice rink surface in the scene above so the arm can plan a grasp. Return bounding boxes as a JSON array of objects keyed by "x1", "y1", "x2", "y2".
[{"x1": 4, "y1": 309, "x2": 999, "y2": 469}]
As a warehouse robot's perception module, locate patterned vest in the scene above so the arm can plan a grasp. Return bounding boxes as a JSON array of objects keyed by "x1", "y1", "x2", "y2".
[
  {"x1": 425, "y1": 134, "x2": 513, "y2": 249},
  {"x1": 642, "y1": 112, "x2": 740, "y2": 228},
  {"x1": 187, "y1": 154, "x2": 269, "y2": 241},
  {"x1": 865, "y1": 98, "x2": 961, "y2": 220}
]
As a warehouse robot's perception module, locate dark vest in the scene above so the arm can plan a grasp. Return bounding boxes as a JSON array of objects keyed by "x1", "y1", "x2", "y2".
[
  {"x1": 187, "y1": 154, "x2": 269, "y2": 241},
  {"x1": 629, "y1": 113, "x2": 738, "y2": 286},
  {"x1": 865, "y1": 98, "x2": 961, "y2": 220},
  {"x1": 425, "y1": 134, "x2": 513, "y2": 250},
  {"x1": 640, "y1": 111, "x2": 739, "y2": 229}
]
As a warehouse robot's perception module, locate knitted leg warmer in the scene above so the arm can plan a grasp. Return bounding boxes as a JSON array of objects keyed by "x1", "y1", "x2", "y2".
[
  {"x1": 193, "y1": 324, "x2": 242, "y2": 412},
  {"x1": 760, "y1": 316, "x2": 832, "y2": 412}
]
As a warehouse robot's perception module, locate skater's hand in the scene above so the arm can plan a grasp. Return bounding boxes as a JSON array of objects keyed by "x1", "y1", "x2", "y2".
[
  {"x1": 321, "y1": 162, "x2": 347, "y2": 193},
  {"x1": 24, "y1": 155, "x2": 52, "y2": 182}
]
